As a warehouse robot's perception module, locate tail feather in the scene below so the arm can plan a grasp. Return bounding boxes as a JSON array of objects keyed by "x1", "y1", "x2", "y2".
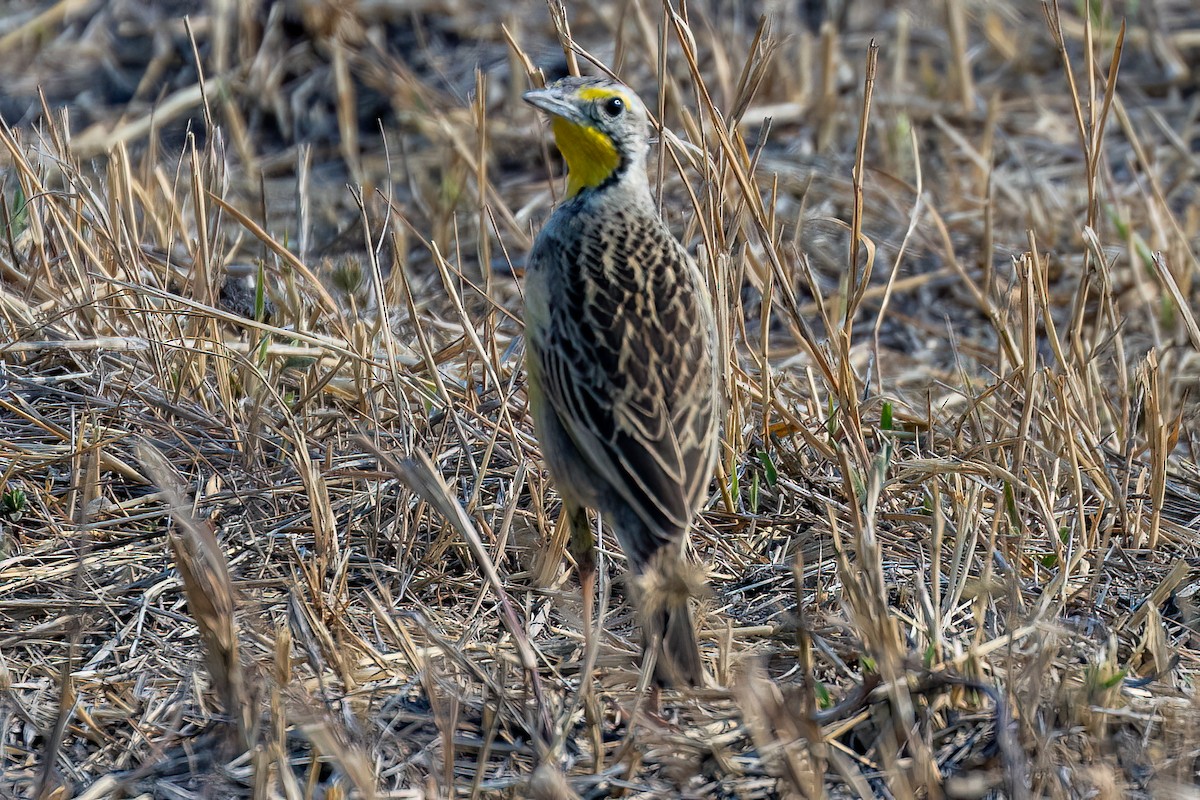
[
  {"x1": 652, "y1": 597, "x2": 703, "y2": 686},
  {"x1": 638, "y1": 554, "x2": 706, "y2": 687}
]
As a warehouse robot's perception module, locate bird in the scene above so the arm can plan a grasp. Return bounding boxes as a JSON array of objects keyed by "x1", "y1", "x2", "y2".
[{"x1": 522, "y1": 75, "x2": 720, "y2": 687}]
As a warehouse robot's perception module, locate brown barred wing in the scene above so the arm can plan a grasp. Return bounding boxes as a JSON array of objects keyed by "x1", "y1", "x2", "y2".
[{"x1": 530, "y1": 211, "x2": 717, "y2": 567}]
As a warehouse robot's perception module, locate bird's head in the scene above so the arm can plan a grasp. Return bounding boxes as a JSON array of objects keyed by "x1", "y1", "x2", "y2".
[{"x1": 523, "y1": 76, "x2": 651, "y2": 198}]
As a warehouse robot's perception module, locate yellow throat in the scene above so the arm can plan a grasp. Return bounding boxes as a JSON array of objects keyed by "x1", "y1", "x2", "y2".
[{"x1": 550, "y1": 116, "x2": 621, "y2": 197}]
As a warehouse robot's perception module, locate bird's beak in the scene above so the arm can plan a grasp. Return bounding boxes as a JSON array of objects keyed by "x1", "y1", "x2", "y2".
[{"x1": 523, "y1": 88, "x2": 584, "y2": 124}]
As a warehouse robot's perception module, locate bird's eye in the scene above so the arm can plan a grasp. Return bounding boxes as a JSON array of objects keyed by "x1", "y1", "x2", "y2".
[{"x1": 601, "y1": 96, "x2": 625, "y2": 117}]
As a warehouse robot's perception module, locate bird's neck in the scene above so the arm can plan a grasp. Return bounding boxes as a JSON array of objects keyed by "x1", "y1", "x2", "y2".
[{"x1": 551, "y1": 118, "x2": 624, "y2": 198}]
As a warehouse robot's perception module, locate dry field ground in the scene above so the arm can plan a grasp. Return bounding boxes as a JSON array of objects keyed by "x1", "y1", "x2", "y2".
[{"x1": 0, "y1": 0, "x2": 1199, "y2": 797}]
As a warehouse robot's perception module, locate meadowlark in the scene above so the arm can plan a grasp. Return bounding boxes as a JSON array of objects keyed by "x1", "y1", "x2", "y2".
[{"x1": 523, "y1": 76, "x2": 720, "y2": 686}]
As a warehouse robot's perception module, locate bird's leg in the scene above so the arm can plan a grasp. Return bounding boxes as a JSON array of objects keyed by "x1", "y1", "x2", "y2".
[
  {"x1": 567, "y1": 505, "x2": 596, "y2": 654},
  {"x1": 567, "y1": 505, "x2": 604, "y2": 767}
]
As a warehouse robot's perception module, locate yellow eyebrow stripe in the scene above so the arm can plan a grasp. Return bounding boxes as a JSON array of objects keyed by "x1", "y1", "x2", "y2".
[{"x1": 578, "y1": 86, "x2": 625, "y2": 103}]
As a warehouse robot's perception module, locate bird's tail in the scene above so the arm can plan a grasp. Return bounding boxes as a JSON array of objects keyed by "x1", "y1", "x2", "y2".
[{"x1": 638, "y1": 553, "x2": 706, "y2": 687}]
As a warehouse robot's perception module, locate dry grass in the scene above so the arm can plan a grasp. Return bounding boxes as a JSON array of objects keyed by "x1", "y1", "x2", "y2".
[{"x1": 0, "y1": 0, "x2": 1199, "y2": 797}]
